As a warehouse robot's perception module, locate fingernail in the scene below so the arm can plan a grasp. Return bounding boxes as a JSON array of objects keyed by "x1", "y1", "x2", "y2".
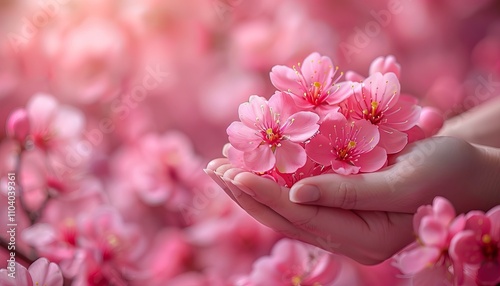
[
  {"x1": 203, "y1": 169, "x2": 226, "y2": 190},
  {"x1": 231, "y1": 180, "x2": 256, "y2": 197},
  {"x1": 289, "y1": 184, "x2": 320, "y2": 203},
  {"x1": 224, "y1": 179, "x2": 242, "y2": 197}
]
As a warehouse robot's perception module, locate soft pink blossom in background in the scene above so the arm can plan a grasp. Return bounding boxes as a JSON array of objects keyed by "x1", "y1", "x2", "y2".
[{"x1": 0, "y1": 0, "x2": 499, "y2": 285}]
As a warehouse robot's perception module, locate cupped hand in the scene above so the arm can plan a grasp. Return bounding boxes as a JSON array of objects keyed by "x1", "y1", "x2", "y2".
[
  {"x1": 205, "y1": 160, "x2": 414, "y2": 265},
  {"x1": 205, "y1": 137, "x2": 500, "y2": 264}
]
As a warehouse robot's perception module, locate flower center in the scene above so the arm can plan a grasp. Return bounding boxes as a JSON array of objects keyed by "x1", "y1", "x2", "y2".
[
  {"x1": 481, "y1": 234, "x2": 498, "y2": 260},
  {"x1": 305, "y1": 81, "x2": 324, "y2": 106},
  {"x1": 291, "y1": 275, "x2": 302, "y2": 286},
  {"x1": 63, "y1": 219, "x2": 77, "y2": 246},
  {"x1": 261, "y1": 127, "x2": 282, "y2": 152},
  {"x1": 362, "y1": 101, "x2": 383, "y2": 124},
  {"x1": 337, "y1": 140, "x2": 356, "y2": 161}
]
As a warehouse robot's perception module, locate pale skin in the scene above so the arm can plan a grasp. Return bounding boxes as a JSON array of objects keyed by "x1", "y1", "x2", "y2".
[{"x1": 206, "y1": 98, "x2": 500, "y2": 265}]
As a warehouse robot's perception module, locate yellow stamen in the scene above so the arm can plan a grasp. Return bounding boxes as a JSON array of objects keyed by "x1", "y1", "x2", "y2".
[
  {"x1": 107, "y1": 234, "x2": 119, "y2": 248},
  {"x1": 292, "y1": 275, "x2": 302, "y2": 286},
  {"x1": 371, "y1": 101, "x2": 379, "y2": 117},
  {"x1": 312, "y1": 81, "x2": 322, "y2": 100},
  {"x1": 482, "y1": 234, "x2": 492, "y2": 244},
  {"x1": 348, "y1": 141, "x2": 356, "y2": 149}
]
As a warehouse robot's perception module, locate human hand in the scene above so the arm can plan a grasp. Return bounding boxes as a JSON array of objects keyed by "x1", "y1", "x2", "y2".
[
  {"x1": 205, "y1": 137, "x2": 500, "y2": 264},
  {"x1": 288, "y1": 136, "x2": 500, "y2": 215},
  {"x1": 438, "y1": 96, "x2": 500, "y2": 148}
]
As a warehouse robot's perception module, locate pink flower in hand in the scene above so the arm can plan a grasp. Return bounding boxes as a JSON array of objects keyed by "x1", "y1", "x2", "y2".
[
  {"x1": 227, "y1": 92, "x2": 320, "y2": 173},
  {"x1": 274, "y1": 157, "x2": 331, "y2": 188},
  {"x1": 394, "y1": 197, "x2": 466, "y2": 285},
  {"x1": 450, "y1": 206, "x2": 500, "y2": 285},
  {"x1": 270, "y1": 52, "x2": 351, "y2": 119},
  {"x1": 243, "y1": 238, "x2": 340, "y2": 286},
  {"x1": 0, "y1": 258, "x2": 63, "y2": 286},
  {"x1": 306, "y1": 113, "x2": 386, "y2": 175},
  {"x1": 343, "y1": 72, "x2": 421, "y2": 154}
]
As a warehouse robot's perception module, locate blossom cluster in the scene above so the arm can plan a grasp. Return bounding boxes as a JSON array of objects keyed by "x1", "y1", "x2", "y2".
[
  {"x1": 226, "y1": 53, "x2": 423, "y2": 186},
  {"x1": 394, "y1": 197, "x2": 500, "y2": 286}
]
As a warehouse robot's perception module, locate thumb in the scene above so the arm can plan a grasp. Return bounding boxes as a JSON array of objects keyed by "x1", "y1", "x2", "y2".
[{"x1": 289, "y1": 166, "x2": 414, "y2": 212}]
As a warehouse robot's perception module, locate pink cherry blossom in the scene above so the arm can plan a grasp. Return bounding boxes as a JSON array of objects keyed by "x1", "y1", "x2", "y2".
[
  {"x1": 450, "y1": 206, "x2": 500, "y2": 285},
  {"x1": 270, "y1": 52, "x2": 351, "y2": 119},
  {"x1": 25, "y1": 93, "x2": 85, "y2": 154},
  {"x1": 227, "y1": 92, "x2": 320, "y2": 173},
  {"x1": 78, "y1": 207, "x2": 145, "y2": 267},
  {"x1": 6, "y1": 108, "x2": 30, "y2": 144},
  {"x1": 306, "y1": 112, "x2": 387, "y2": 175},
  {"x1": 21, "y1": 189, "x2": 104, "y2": 278},
  {"x1": 43, "y1": 16, "x2": 136, "y2": 104},
  {"x1": 273, "y1": 157, "x2": 331, "y2": 188},
  {"x1": 343, "y1": 72, "x2": 421, "y2": 154},
  {"x1": 0, "y1": 258, "x2": 63, "y2": 286},
  {"x1": 186, "y1": 206, "x2": 280, "y2": 282},
  {"x1": 242, "y1": 238, "x2": 340, "y2": 286},
  {"x1": 111, "y1": 131, "x2": 207, "y2": 207},
  {"x1": 394, "y1": 197, "x2": 467, "y2": 285}
]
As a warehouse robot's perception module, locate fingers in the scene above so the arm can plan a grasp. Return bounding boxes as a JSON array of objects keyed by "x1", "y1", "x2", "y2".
[
  {"x1": 206, "y1": 157, "x2": 230, "y2": 172},
  {"x1": 228, "y1": 171, "x2": 414, "y2": 264},
  {"x1": 221, "y1": 172, "x2": 336, "y2": 252},
  {"x1": 288, "y1": 169, "x2": 410, "y2": 213},
  {"x1": 206, "y1": 158, "x2": 416, "y2": 264},
  {"x1": 204, "y1": 158, "x2": 239, "y2": 205}
]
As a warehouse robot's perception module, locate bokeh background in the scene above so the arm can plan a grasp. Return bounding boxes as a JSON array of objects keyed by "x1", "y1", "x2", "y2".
[{"x1": 0, "y1": 0, "x2": 499, "y2": 285}]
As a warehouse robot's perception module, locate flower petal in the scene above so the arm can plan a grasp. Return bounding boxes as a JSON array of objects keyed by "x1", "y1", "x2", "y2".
[
  {"x1": 383, "y1": 95, "x2": 421, "y2": 131},
  {"x1": 330, "y1": 160, "x2": 360, "y2": 175},
  {"x1": 284, "y1": 111, "x2": 319, "y2": 142},
  {"x1": 419, "y1": 216, "x2": 448, "y2": 248},
  {"x1": 396, "y1": 246, "x2": 441, "y2": 274},
  {"x1": 268, "y1": 91, "x2": 299, "y2": 121},
  {"x1": 238, "y1": 95, "x2": 269, "y2": 129},
  {"x1": 26, "y1": 93, "x2": 59, "y2": 133},
  {"x1": 28, "y1": 258, "x2": 64, "y2": 286},
  {"x1": 305, "y1": 134, "x2": 333, "y2": 166},
  {"x1": 301, "y1": 52, "x2": 334, "y2": 86},
  {"x1": 352, "y1": 119, "x2": 380, "y2": 151},
  {"x1": 378, "y1": 126, "x2": 408, "y2": 154},
  {"x1": 275, "y1": 141, "x2": 307, "y2": 173},
  {"x1": 465, "y1": 213, "x2": 491, "y2": 236},
  {"x1": 362, "y1": 72, "x2": 400, "y2": 110},
  {"x1": 227, "y1": 121, "x2": 261, "y2": 152},
  {"x1": 477, "y1": 261, "x2": 500, "y2": 284},
  {"x1": 243, "y1": 146, "x2": 275, "y2": 173},
  {"x1": 486, "y1": 205, "x2": 500, "y2": 240},
  {"x1": 433, "y1": 196, "x2": 456, "y2": 224},
  {"x1": 270, "y1": 65, "x2": 304, "y2": 96},
  {"x1": 324, "y1": 81, "x2": 353, "y2": 105},
  {"x1": 449, "y1": 230, "x2": 483, "y2": 264},
  {"x1": 0, "y1": 263, "x2": 32, "y2": 286},
  {"x1": 357, "y1": 146, "x2": 387, "y2": 173}
]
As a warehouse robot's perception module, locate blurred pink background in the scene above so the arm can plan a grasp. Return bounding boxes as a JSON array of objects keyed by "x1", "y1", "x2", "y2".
[{"x1": 0, "y1": 0, "x2": 499, "y2": 285}]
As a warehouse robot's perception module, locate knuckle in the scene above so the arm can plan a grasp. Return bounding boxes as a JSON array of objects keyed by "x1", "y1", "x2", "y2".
[{"x1": 337, "y1": 182, "x2": 357, "y2": 209}]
